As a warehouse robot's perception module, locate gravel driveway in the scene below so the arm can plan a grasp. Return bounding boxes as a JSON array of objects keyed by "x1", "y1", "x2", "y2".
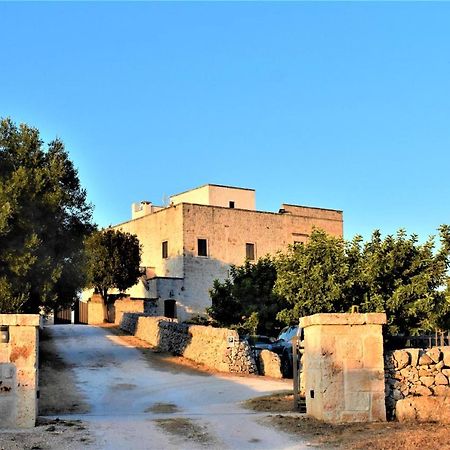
[{"x1": 44, "y1": 325, "x2": 308, "y2": 450}]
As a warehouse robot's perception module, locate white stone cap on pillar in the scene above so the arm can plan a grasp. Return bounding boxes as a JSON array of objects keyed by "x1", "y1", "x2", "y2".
[
  {"x1": 299, "y1": 312, "x2": 387, "y2": 328},
  {"x1": 0, "y1": 314, "x2": 42, "y2": 327}
]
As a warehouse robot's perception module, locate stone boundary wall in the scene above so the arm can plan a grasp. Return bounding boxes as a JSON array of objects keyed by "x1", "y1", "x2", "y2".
[
  {"x1": 114, "y1": 299, "x2": 157, "y2": 325},
  {"x1": 385, "y1": 346, "x2": 450, "y2": 422},
  {"x1": 120, "y1": 313, "x2": 257, "y2": 374}
]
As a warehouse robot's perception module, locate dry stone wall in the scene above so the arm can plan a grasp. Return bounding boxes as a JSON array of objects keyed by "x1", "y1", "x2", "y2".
[
  {"x1": 120, "y1": 314, "x2": 257, "y2": 374},
  {"x1": 114, "y1": 298, "x2": 157, "y2": 325},
  {"x1": 385, "y1": 346, "x2": 450, "y2": 422}
]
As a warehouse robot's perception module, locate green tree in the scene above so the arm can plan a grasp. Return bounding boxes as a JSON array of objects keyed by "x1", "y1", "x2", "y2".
[
  {"x1": 84, "y1": 229, "x2": 142, "y2": 303},
  {"x1": 358, "y1": 228, "x2": 450, "y2": 334},
  {"x1": 274, "y1": 228, "x2": 450, "y2": 335},
  {"x1": 0, "y1": 118, "x2": 94, "y2": 313},
  {"x1": 274, "y1": 229, "x2": 354, "y2": 325},
  {"x1": 208, "y1": 257, "x2": 287, "y2": 336}
]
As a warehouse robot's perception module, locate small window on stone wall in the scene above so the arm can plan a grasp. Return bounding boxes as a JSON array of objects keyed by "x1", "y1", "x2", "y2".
[
  {"x1": 197, "y1": 238, "x2": 208, "y2": 257},
  {"x1": 162, "y1": 241, "x2": 168, "y2": 259},
  {"x1": 246, "y1": 243, "x2": 255, "y2": 261},
  {"x1": 229, "y1": 201, "x2": 235, "y2": 208},
  {"x1": 164, "y1": 299, "x2": 176, "y2": 319}
]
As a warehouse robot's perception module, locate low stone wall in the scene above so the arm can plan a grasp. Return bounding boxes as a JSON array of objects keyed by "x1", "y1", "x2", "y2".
[
  {"x1": 385, "y1": 347, "x2": 450, "y2": 422},
  {"x1": 114, "y1": 299, "x2": 157, "y2": 325},
  {"x1": 120, "y1": 314, "x2": 257, "y2": 374},
  {"x1": 0, "y1": 314, "x2": 41, "y2": 428},
  {"x1": 258, "y1": 350, "x2": 283, "y2": 378}
]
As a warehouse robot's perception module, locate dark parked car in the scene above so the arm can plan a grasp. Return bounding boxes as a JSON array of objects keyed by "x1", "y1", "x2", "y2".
[
  {"x1": 242, "y1": 335, "x2": 274, "y2": 354},
  {"x1": 270, "y1": 325, "x2": 303, "y2": 378}
]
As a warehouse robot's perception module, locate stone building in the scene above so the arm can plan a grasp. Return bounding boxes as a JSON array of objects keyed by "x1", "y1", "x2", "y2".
[{"x1": 89, "y1": 184, "x2": 344, "y2": 321}]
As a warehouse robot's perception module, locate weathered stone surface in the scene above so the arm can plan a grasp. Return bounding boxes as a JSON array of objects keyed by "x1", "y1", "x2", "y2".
[
  {"x1": 418, "y1": 352, "x2": 433, "y2": 366},
  {"x1": 435, "y1": 373, "x2": 449, "y2": 385},
  {"x1": 0, "y1": 314, "x2": 42, "y2": 327},
  {"x1": 442, "y1": 347, "x2": 450, "y2": 367},
  {"x1": 432, "y1": 385, "x2": 450, "y2": 396},
  {"x1": 412, "y1": 385, "x2": 433, "y2": 396},
  {"x1": 419, "y1": 376, "x2": 435, "y2": 388},
  {"x1": 393, "y1": 388, "x2": 403, "y2": 400},
  {"x1": 418, "y1": 367, "x2": 432, "y2": 377},
  {"x1": 258, "y1": 350, "x2": 282, "y2": 378},
  {"x1": 385, "y1": 345, "x2": 450, "y2": 422},
  {"x1": 408, "y1": 349, "x2": 420, "y2": 367},
  {"x1": 396, "y1": 397, "x2": 450, "y2": 423},
  {"x1": 400, "y1": 368, "x2": 411, "y2": 378},
  {"x1": 393, "y1": 350, "x2": 410, "y2": 370},
  {"x1": 0, "y1": 315, "x2": 40, "y2": 429},
  {"x1": 426, "y1": 348, "x2": 442, "y2": 364},
  {"x1": 300, "y1": 312, "x2": 386, "y2": 327}
]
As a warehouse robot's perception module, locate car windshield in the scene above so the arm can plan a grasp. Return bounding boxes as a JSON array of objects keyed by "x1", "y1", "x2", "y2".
[{"x1": 278, "y1": 326, "x2": 298, "y2": 342}]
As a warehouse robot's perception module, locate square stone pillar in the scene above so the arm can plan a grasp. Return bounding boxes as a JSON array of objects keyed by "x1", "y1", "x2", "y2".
[
  {"x1": 300, "y1": 313, "x2": 387, "y2": 423},
  {"x1": 87, "y1": 294, "x2": 107, "y2": 324},
  {"x1": 0, "y1": 314, "x2": 41, "y2": 428}
]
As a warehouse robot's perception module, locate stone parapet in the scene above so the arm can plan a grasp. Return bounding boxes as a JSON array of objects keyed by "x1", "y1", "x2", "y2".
[
  {"x1": 300, "y1": 313, "x2": 387, "y2": 327},
  {"x1": 0, "y1": 314, "x2": 42, "y2": 327}
]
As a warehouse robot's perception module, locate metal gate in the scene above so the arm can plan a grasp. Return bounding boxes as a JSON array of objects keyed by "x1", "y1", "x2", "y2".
[
  {"x1": 292, "y1": 335, "x2": 306, "y2": 413},
  {"x1": 54, "y1": 306, "x2": 72, "y2": 324},
  {"x1": 75, "y1": 301, "x2": 89, "y2": 324}
]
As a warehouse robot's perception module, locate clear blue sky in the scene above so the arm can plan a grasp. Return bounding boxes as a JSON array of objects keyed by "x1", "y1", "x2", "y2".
[{"x1": 1, "y1": 2, "x2": 449, "y2": 242}]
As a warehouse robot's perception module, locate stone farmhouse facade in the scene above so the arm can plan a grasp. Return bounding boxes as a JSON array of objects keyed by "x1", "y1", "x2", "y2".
[{"x1": 88, "y1": 184, "x2": 344, "y2": 321}]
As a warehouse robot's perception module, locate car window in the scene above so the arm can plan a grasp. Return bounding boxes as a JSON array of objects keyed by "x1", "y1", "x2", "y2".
[{"x1": 278, "y1": 326, "x2": 298, "y2": 342}]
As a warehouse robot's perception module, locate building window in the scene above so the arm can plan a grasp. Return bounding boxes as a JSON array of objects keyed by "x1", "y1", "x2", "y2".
[
  {"x1": 197, "y1": 238, "x2": 208, "y2": 257},
  {"x1": 164, "y1": 299, "x2": 176, "y2": 319},
  {"x1": 229, "y1": 201, "x2": 235, "y2": 208},
  {"x1": 162, "y1": 241, "x2": 168, "y2": 259},
  {"x1": 246, "y1": 243, "x2": 255, "y2": 261}
]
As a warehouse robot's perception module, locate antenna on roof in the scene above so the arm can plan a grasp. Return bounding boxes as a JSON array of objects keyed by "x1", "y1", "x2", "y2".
[{"x1": 162, "y1": 194, "x2": 170, "y2": 207}]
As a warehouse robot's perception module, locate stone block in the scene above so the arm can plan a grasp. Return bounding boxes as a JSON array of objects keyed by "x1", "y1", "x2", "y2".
[
  {"x1": 363, "y1": 336, "x2": 384, "y2": 369},
  {"x1": 396, "y1": 397, "x2": 450, "y2": 423},
  {"x1": 413, "y1": 385, "x2": 432, "y2": 396},
  {"x1": 345, "y1": 391, "x2": 370, "y2": 411},
  {"x1": 435, "y1": 373, "x2": 449, "y2": 386},
  {"x1": 419, "y1": 376, "x2": 435, "y2": 387},
  {"x1": 300, "y1": 313, "x2": 387, "y2": 327},
  {"x1": 408, "y1": 348, "x2": 420, "y2": 367},
  {"x1": 433, "y1": 385, "x2": 450, "y2": 396},
  {"x1": 370, "y1": 391, "x2": 387, "y2": 421},
  {"x1": 344, "y1": 369, "x2": 385, "y2": 393},
  {"x1": 393, "y1": 350, "x2": 410, "y2": 370},
  {"x1": 442, "y1": 347, "x2": 450, "y2": 367},
  {"x1": 418, "y1": 352, "x2": 433, "y2": 366},
  {"x1": 0, "y1": 315, "x2": 41, "y2": 327},
  {"x1": 258, "y1": 350, "x2": 282, "y2": 378},
  {"x1": 426, "y1": 347, "x2": 442, "y2": 364},
  {"x1": 8, "y1": 328, "x2": 38, "y2": 369}
]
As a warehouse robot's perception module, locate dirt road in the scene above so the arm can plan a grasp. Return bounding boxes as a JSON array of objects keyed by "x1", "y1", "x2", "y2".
[{"x1": 44, "y1": 325, "x2": 308, "y2": 450}]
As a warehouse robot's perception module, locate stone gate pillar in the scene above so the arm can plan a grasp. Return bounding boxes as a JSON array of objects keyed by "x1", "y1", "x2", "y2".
[
  {"x1": 0, "y1": 314, "x2": 41, "y2": 428},
  {"x1": 299, "y1": 313, "x2": 386, "y2": 423}
]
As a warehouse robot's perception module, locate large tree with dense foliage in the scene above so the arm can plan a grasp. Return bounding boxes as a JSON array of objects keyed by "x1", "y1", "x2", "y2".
[
  {"x1": 207, "y1": 257, "x2": 288, "y2": 336},
  {"x1": 0, "y1": 118, "x2": 94, "y2": 313},
  {"x1": 84, "y1": 229, "x2": 142, "y2": 303},
  {"x1": 274, "y1": 228, "x2": 450, "y2": 335}
]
